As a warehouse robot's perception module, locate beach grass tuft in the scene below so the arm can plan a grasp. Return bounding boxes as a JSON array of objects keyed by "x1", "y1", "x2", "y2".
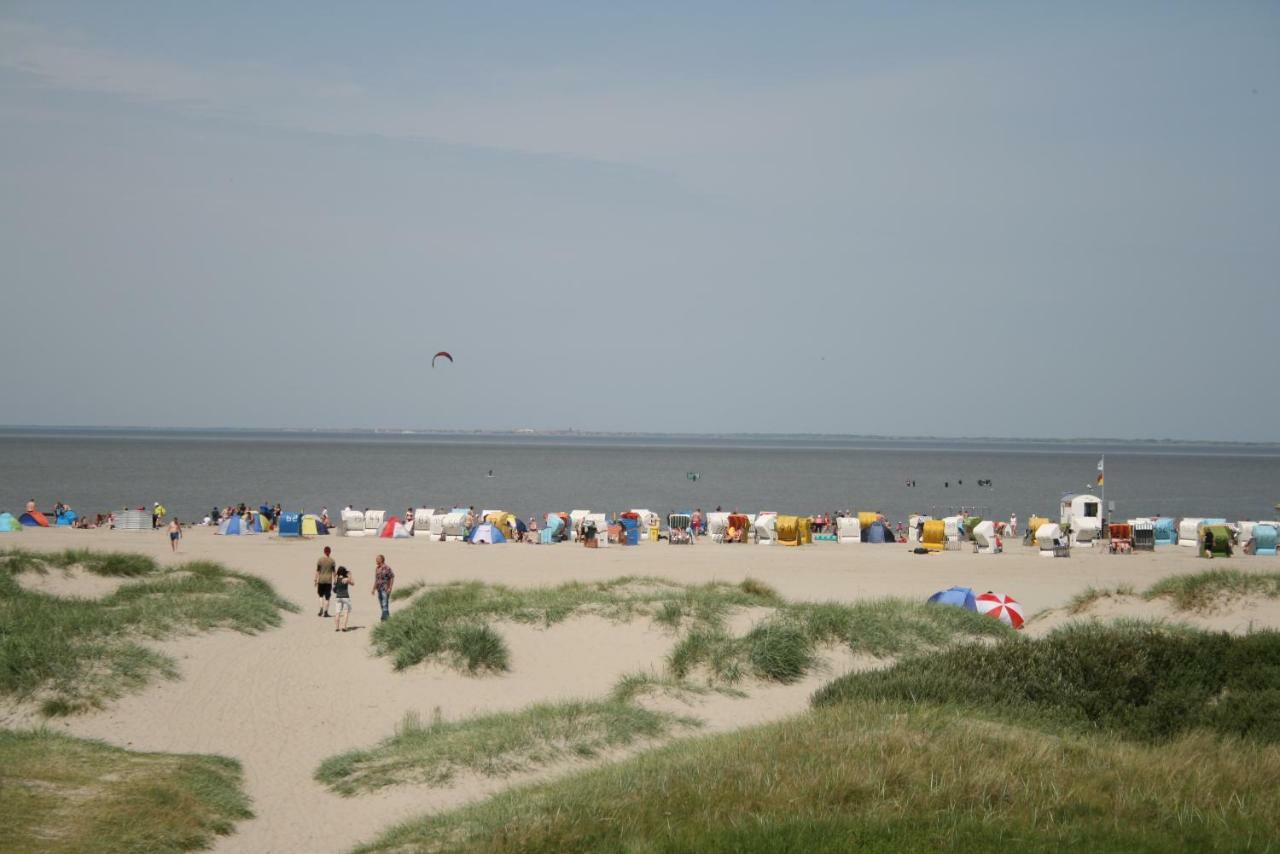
[
  {"x1": 813, "y1": 621, "x2": 1280, "y2": 743},
  {"x1": 316, "y1": 700, "x2": 698, "y2": 795},
  {"x1": 371, "y1": 576, "x2": 783, "y2": 674},
  {"x1": 390, "y1": 579, "x2": 425, "y2": 601},
  {"x1": 0, "y1": 549, "x2": 297, "y2": 715},
  {"x1": 0, "y1": 728, "x2": 252, "y2": 853},
  {"x1": 1143, "y1": 569, "x2": 1280, "y2": 612}
]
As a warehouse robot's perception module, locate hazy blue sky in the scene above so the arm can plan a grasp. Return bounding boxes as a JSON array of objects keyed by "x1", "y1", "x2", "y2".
[{"x1": 2, "y1": 3, "x2": 1277, "y2": 439}]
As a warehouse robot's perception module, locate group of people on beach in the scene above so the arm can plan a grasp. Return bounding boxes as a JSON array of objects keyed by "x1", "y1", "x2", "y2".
[{"x1": 312, "y1": 546, "x2": 395, "y2": 632}]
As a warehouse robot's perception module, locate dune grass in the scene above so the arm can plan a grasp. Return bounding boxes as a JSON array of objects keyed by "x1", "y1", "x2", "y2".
[
  {"x1": 355, "y1": 623, "x2": 1280, "y2": 853},
  {"x1": 669, "y1": 598, "x2": 1011, "y2": 685},
  {"x1": 354, "y1": 699, "x2": 1280, "y2": 853},
  {"x1": 371, "y1": 576, "x2": 782, "y2": 674},
  {"x1": 814, "y1": 621, "x2": 1280, "y2": 743},
  {"x1": 0, "y1": 728, "x2": 251, "y2": 853},
  {"x1": 1145, "y1": 569, "x2": 1280, "y2": 611},
  {"x1": 317, "y1": 700, "x2": 698, "y2": 795},
  {"x1": 0, "y1": 549, "x2": 297, "y2": 715},
  {"x1": 1064, "y1": 570, "x2": 1280, "y2": 617}
]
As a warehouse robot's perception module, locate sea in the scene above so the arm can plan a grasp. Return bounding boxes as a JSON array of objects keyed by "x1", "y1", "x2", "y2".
[{"x1": 2, "y1": 429, "x2": 1279, "y2": 526}]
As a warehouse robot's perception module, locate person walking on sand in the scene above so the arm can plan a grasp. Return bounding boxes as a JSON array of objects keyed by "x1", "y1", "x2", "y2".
[
  {"x1": 168, "y1": 518, "x2": 182, "y2": 551},
  {"x1": 333, "y1": 566, "x2": 353, "y2": 632},
  {"x1": 315, "y1": 546, "x2": 336, "y2": 617},
  {"x1": 372, "y1": 554, "x2": 395, "y2": 621}
]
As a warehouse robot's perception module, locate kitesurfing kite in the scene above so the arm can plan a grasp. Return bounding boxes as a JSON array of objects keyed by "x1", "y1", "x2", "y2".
[{"x1": 432, "y1": 351, "x2": 453, "y2": 368}]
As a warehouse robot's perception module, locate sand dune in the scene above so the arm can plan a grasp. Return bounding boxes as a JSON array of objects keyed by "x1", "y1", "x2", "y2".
[{"x1": 7, "y1": 526, "x2": 1279, "y2": 853}]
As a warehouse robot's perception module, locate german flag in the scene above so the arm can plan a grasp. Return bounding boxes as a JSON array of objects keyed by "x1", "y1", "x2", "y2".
[{"x1": 1096, "y1": 459, "x2": 1104, "y2": 487}]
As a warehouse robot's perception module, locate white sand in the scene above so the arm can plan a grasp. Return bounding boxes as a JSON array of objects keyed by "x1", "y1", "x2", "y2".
[{"x1": 9, "y1": 526, "x2": 1280, "y2": 853}]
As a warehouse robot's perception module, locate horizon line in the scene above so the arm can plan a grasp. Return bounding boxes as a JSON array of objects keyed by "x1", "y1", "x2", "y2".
[{"x1": 0, "y1": 424, "x2": 1275, "y2": 447}]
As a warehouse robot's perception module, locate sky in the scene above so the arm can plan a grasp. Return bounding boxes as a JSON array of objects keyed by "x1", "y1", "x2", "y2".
[{"x1": 1, "y1": 2, "x2": 1277, "y2": 440}]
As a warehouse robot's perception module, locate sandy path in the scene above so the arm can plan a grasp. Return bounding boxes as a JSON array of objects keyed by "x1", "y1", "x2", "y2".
[{"x1": 11, "y1": 527, "x2": 1280, "y2": 852}]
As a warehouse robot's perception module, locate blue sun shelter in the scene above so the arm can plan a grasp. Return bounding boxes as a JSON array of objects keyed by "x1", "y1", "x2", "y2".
[
  {"x1": 927, "y1": 586, "x2": 977, "y2": 611},
  {"x1": 0, "y1": 513, "x2": 21, "y2": 533},
  {"x1": 278, "y1": 512, "x2": 302, "y2": 537},
  {"x1": 217, "y1": 516, "x2": 253, "y2": 535}
]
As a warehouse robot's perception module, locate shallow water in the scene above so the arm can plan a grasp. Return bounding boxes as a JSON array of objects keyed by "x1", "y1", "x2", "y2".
[{"x1": 2, "y1": 430, "x2": 1278, "y2": 526}]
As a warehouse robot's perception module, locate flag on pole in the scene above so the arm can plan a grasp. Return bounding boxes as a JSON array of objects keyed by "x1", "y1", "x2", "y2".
[{"x1": 1096, "y1": 458, "x2": 1105, "y2": 486}]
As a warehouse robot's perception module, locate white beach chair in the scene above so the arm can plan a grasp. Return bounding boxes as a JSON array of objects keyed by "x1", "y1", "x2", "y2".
[
  {"x1": 706, "y1": 512, "x2": 730, "y2": 543},
  {"x1": 1036, "y1": 523, "x2": 1066, "y2": 557},
  {"x1": 972, "y1": 520, "x2": 1000, "y2": 554},
  {"x1": 836, "y1": 516, "x2": 861, "y2": 544},
  {"x1": 569, "y1": 510, "x2": 591, "y2": 541},
  {"x1": 440, "y1": 511, "x2": 467, "y2": 541},
  {"x1": 413, "y1": 508, "x2": 436, "y2": 538},
  {"x1": 586, "y1": 513, "x2": 610, "y2": 548},
  {"x1": 341, "y1": 510, "x2": 366, "y2": 537},
  {"x1": 363, "y1": 510, "x2": 386, "y2": 537},
  {"x1": 753, "y1": 513, "x2": 777, "y2": 545}
]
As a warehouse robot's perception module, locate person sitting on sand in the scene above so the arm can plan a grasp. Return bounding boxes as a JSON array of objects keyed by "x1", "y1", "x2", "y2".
[
  {"x1": 168, "y1": 518, "x2": 182, "y2": 551},
  {"x1": 333, "y1": 567, "x2": 353, "y2": 632}
]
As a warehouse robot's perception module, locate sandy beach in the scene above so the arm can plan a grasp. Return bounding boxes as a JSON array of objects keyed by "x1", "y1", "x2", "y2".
[{"x1": 5, "y1": 526, "x2": 1278, "y2": 853}]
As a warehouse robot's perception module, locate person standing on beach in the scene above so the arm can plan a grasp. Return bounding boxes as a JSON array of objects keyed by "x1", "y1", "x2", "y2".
[
  {"x1": 1009, "y1": 513, "x2": 1018, "y2": 538},
  {"x1": 315, "y1": 546, "x2": 336, "y2": 617},
  {"x1": 333, "y1": 567, "x2": 353, "y2": 632},
  {"x1": 167, "y1": 518, "x2": 181, "y2": 551},
  {"x1": 372, "y1": 555, "x2": 395, "y2": 621}
]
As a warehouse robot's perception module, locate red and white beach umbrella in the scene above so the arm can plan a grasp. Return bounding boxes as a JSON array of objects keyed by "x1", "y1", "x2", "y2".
[{"x1": 976, "y1": 592, "x2": 1024, "y2": 629}]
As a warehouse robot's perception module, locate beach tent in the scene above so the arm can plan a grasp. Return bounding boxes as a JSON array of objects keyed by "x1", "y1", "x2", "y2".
[
  {"x1": 277, "y1": 512, "x2": 302, "y2": 537},
  {"x1": 922, "y1": 520, "x2": 946, "y2": 552},
  {"x1": 55, "y1": 510, "x2": 77, "y2": 527},
  {"x1": 301, "y1": 514, "x2": 329, "y2": 536},
  {"x1": 866, "y1": 521, "x2": 889, "y2": 543},
  {"x1": 252, "y1": 513, "x2": 271, "y2": 533},
  {"x1": 1153, "y1": 517, "x2": 1177, "y2": 546},
  {"x1": 469, "y1": 523, "x2": 506, "y2": 544},
  {"x1": 972, "y1": 520, "x2": 1000, "y2": 554},
  {"x1": 1254, "y1": 524, "x2": 1278, "y2": 556},
  {"x1": 364, "y1": 511, "x2": 386, "y2": 537},
  {"x1": 836, "y1": 516, "x2": 860, "y2": 544},
  {"x1": 1200, "y1": 524, "x2": 1233, "y2": 558},
  {"x1": 379, "y1": 516, "x2": 411, "y2": 539},
  {"x1": 484, "y1": 512, "x2": 517, "y2": 540},
  {"x1": 0, "y1": 513, "x2": 22, "y2": 533},
  {"x1": 216, "y1": 516, "x2": 254, "y2": 535},
  {"x1": 927, "y1": 586, "x2": 977, "y2": 611},
  {"x1": 341, "y1": 510, "x2": 366, "y2": 537},
  {"x1": 19, "y1": 510, "x2": 49, "y2": 527},
  {"x1": 1036, "y1": 523, "x2": 1065, "y2": 556}
]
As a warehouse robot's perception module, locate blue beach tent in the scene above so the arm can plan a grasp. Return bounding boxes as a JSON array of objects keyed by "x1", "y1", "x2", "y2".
[
  {"x1": 0, "y1": 512, "x2": 21, "y2": 533},
  {"x1": 278, "y1": 512, "x2": 302, "y2": 537},
  {"x1": 867, "y1": 521, "x2": 888, "y2": 544},
  {"x1": 468, "y1": 523, "x2": 506, "y2": 544},
  {"x1": 927, "y1": 586, "x2": 978, "y2": 611},
  {"x1": 217, "y1": 516, "x2": 254, "y2": 535}
]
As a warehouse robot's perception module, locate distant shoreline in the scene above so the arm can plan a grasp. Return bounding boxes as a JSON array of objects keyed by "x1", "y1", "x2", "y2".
[{"x1": 0, "y1": 425, "x2": 1275, "y2": 449}]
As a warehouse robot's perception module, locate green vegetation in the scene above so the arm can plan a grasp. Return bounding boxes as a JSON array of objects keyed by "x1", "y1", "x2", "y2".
[
  {"x1": 1145, "y1": 569, "x2": 1280, "y2": 611},
  {"x1": 374, "y1": 577, "x2": 1006, "y2": 687},
  {"x1": 371, "y1": 577, "x2": 782, "y2": 673},
  {"x1": 669, "y1": 599, "x2": 1010, "y2": 685},
  {"x1": 0, "y1": 549, "x2": 297, "y2": 715},
  {"x1": 1064, "y1": 570, "x2": 1280, "y2": 616},
  {"x1": 390, "y1": 579, "x2": 425, "y2": 601},
  {"x1": 356, "y1": 623, "x2": 1280, "y2": 853},
  {"x1": 0, "y1": 728, "x2": 251, "y2": 853},
  {"x1": 354, "y1": 700, "x2": 1280, "y2": 853},
  {"x1": 814, "y1": 622, "x2": 1280, "y2": 743},
  {"x1": 317, "y1": 700, "x2": 698, "y2": 795}
]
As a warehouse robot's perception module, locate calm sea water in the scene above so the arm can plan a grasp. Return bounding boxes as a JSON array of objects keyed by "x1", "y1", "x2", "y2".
[{"x1": 2, "y1": 430, "x2": 1278, "y2": 526}]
